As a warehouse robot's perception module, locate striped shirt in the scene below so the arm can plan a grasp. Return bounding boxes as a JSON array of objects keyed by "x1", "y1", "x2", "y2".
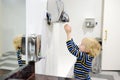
[
  {"x1": 17, "y1": 49, "x2": 26, "y2": 67},
  {"x1": 66, "y1": 39, "x2": 94, "y2": 80}
]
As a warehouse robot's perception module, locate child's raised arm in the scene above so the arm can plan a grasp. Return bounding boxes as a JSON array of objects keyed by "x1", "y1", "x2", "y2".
[
  {"x1": 64, "y1": 24, "x2": 72, "y2": 41},
  {"x1": 64, "y1": 24, "x2": 82, "y2": 58}
]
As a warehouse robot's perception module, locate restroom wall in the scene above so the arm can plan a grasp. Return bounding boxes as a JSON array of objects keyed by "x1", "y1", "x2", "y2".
[
  {"x1": 0, "y1": 0, "x2": 2, "y2": 56},
  {"x1": 26, "y1": 0, "x2": 48, "y2": 74},
  {"x1": 57, "y1": 0, "x2": 102, "y2": 77},
  {"x1": 28, "y1": 0, "x2": 102, "y2": 77},
  {"x1": 0, "y1": 0, "x2": 26, "y2": 53},
  {"x1": 26, "y1": 0, "x2": 46, "y2": 35},
  {"x1": 26, "y1": 0, "x2": 62, "y2": 76}
]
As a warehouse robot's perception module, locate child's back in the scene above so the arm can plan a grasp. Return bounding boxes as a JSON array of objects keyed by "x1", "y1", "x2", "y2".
[
  {"x1": 66, "y1": 39, "x2": 94, "y2": 79},
  {"x1": 64, "y1": 24, "x2": 101, "y2": 80}
]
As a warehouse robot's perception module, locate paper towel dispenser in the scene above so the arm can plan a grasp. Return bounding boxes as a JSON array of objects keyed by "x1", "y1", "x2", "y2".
[{"x1": 84, "y1": 18, "x2": 97, "y2": 28}]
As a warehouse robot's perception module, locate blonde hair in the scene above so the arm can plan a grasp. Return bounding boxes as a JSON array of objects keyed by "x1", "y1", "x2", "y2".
[
  {"x1": 82, "y1": 37, "x2": 101, "y2": 57},
  {"x1": 13, "y1": 35, "x2": 22, "y2": 50}
]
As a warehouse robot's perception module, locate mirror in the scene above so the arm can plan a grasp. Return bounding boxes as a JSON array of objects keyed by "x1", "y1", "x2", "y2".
[{"x1": 0, "y1": 0, "x2": 26, "y2": 76}]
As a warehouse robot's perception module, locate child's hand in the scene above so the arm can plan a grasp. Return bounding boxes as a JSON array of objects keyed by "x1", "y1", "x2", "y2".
[{"x1": 64, "y1": 24, "x2": 72, "y2": 34}]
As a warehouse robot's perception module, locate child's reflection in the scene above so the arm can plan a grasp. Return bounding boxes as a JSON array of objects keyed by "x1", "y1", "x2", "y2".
[{"x1": 13, "y1": 35, "x2": 26, "y2": 67}]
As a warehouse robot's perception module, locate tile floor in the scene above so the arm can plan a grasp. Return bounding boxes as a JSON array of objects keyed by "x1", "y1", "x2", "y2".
[{"x1": 91, "y1": 71, "x2": 120, "y2": 80}]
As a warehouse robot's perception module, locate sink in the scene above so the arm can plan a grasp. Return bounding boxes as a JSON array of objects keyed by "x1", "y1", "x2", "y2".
[
  {"x1": 0, "y1": 69, "x2": 11, "y2": 77},
  {"x1": 0, "y1": 61, "x2": 35, "y2": 80}
]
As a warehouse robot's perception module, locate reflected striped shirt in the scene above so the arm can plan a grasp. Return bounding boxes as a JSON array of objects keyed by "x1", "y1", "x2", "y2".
[{"x1": 17, "y1": 49, "x2": 26, "y2": 67}]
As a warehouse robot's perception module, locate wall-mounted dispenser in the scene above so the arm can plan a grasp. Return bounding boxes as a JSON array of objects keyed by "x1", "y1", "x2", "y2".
[
  {"x1": 46, "y1": 0, "x2": 69, "y2": 25},
  {"x1": 28, "y1": 34, "x2": 41, "y2": 62},
  {"x1": 84, "y1": 18, "x2": 97, "y2": 28}
]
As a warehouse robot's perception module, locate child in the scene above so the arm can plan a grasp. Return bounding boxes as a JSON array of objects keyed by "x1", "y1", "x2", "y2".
[
  {"x1": 64, "y1": 24, "x2": 101, "y2": 80},
  {"x1": 13, "y1": 35, "x2": 26, "y2": 67}
]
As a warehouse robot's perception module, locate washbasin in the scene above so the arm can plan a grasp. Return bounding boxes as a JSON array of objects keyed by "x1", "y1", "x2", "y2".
[{"x1": 0, "y1": 69, "x2": 11, "y2": 77}]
